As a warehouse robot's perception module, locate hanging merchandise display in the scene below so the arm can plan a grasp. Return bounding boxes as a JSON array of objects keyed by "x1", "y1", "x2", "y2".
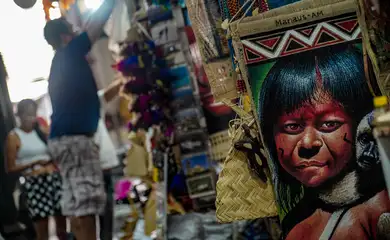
[
  {"x1": 103, "y1": 0, "x2": 133, "y2": 46},
  {"x1": 156, "y1": 12, "x2": 217, "y2": 211},
  {"x1": 183, "y1": 26, "x2": 236, "y2": 162},
  {"x1": 125, "y1": 134, "x2": 150, "y2": 177},
  {"x1": 187, "y1": 30, "x2": 235, "y2": 135},
  {"x1": 216, "y1": 102, "x2": 277, "y2": 222},
  {"x1": 116, "y1": 38, "x2": 177, "y2": 185},
  {"x1": 356, "y1": 0, "x2": 390, "y2": 95},
  {"x1": 186, "y1": 0, "x2": 238, "y2": 103},
  {"x1": 228, "y1": 0, "x2": 390, "y2": 238}
]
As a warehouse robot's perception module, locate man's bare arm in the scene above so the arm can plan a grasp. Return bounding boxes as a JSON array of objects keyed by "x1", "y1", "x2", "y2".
[{"x1": 103, "y1": 78, "x2": 123, "y2": 103}]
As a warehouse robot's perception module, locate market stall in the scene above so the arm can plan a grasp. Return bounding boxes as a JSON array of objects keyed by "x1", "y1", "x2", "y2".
[{"x1": 10, "y1": 0, "x2": 390, "y2": 239}]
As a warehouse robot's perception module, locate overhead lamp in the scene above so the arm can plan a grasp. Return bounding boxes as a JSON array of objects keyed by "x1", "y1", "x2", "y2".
[{"x1": 14, "y1": 0, "x2": 37, "y2": 9}]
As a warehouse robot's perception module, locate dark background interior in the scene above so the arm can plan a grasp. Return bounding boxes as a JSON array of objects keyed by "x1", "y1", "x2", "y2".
[{"x1": 0, "y1": 52, "x2": 18, "y2": 233}]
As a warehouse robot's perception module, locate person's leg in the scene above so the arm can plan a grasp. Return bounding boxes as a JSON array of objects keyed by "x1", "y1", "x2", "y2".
[
  {"x1": 33, "y1": 218, "x2": 49, "y2": 240},
  {"x1": 22, "y1": 175, "x2": 51, "y2": 240},
  {"x1": 70, "y1": 215, "x2": 96, "y2": 240},
  {"x1": 49, "y1": 172, "x2": 68, "y2": 240},
  {"x1": 54, "y1": 216, "x2": 67, "y2": 240},
  {"x1": 100, "y1": 170, "x2": 113, "y2": 240},
  {"x1": 49, "y1": 136, "x2": 106, "y2": 240}
]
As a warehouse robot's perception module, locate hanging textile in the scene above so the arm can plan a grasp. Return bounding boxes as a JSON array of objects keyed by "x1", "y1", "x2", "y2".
[
  {"x1": 230, "y1": 0, "x2": 390, "y2": 238},
  {"x1": 103, "y1": 0, "x2": 132, "y2": 45},
  {"x1": 66, "y1": 0, "x2": 132, "y2": 48}
]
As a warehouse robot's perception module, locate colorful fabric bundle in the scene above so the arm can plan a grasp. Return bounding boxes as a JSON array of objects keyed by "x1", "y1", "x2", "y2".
[
  {"x1": 117, "y1": 39, "x2": 175, "y2": 134},
  {"x1": 123, "y1": 79, "x2": 152, "y2": 95}
]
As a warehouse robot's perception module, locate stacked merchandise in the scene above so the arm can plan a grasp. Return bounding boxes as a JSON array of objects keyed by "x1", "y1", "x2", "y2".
[
  {"x1": 157, "y1": 6, "x2": 220, "y2": 212},
  {"x1": 138, "y1": 2, "x2": 232, "y2": 238},
  {"x1": 146, "y1": 5, "x2": 213, "y2": 237},
  {"x1": 115, "y1": 35, "x2": 175, "y2": 239},
  {"x1": 185, "y1": 27, "x2": 236, "y2": 162},
  {"x1": 113, "y1": 4, "x2": 203, "y2": 238}
]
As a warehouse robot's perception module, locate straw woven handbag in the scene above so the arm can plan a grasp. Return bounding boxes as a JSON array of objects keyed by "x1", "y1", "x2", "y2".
[
  {"x1": 215, "y1": 104, "x2": 278, "y2": 222},
  {"x1": 209, "y1": 130, "x2": 231, "y2": 161}
]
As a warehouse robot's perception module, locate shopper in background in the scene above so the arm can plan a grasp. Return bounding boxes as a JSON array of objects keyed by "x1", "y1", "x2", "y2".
[
  {"x1": 5, "y1": 99, "x2": 66, "y2": 240},
  {"x1": 42, "y1": 0, "x2": 116, "y2": 239},
  {"x1": 96, "y1": 78, "x2": 123, "y2": 240}
]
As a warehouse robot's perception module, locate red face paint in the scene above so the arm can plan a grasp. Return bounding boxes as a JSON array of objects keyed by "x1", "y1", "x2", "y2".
[{"x1": 274, "y1": 97, "x2": 353, "y2": 187}]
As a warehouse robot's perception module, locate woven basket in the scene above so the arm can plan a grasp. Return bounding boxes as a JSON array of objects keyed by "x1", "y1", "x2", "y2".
[
  {"x1": 209, "y1": 130, "x2": 231, "y2": 161},
  {"x1": 356, "y1": 0, "x2": 390, "y2": 96},
  {"x1": 203, "y1": 59, "x2": 238, "y2": 102},
  {"x1": 186, "y1": 0, "x2": 228, "y2": 61},
  {"x1": 216, "y1": 117, "x2": 278, "y2": 223}
]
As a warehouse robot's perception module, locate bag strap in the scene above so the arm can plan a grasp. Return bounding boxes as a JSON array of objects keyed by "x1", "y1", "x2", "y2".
[
  {"x1": 222, "y1": 99, "x2": 251, "y2": 120},
  {"x1": 319, "y1": 208, "x2": 349, "y2": 240}
]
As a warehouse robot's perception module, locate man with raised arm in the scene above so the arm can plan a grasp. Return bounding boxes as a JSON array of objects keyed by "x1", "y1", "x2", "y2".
[{"x1": 43, "y1": 1, "x2": 115, "y2": 239}]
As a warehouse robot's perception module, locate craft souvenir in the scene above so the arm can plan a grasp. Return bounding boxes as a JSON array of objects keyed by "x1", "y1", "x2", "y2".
[
  {"x1": 188, "y1": 42, "x2": 236, "y2": 135},
  {"x1": 186, "y1": 0, "x2": 229, "y2": 61},
  {"x1": 186, "y1": 171, "x2": 216, "y2": 198},
  {"x1": 216, "y1": 107, "x2": 278, "y2": 222},
  {"x1": 144, "y1": 188, "x2": 157, "y2": 235},
  {"x1": 209, "y1": 130, "x2": 231, "y2": 161},
  {"x1": 181, "y1": 153, "x2": 210, "y2": 176},
  {"x1": 151, "y1": 19, "x2": 179, "y2": 46},
  {"x1": 125, "y1": 138, "x2": 149, "y2": 177},
  {"x1": 186, "y1": 0, "x2": 238, "y2": 102},
  {"x1": 192, "y1": 194, "x2": 216, "y2": 211},
  {"x1": 178, "y1": 132, "x2": 208, "y2": 155},
  {"x1": 230, "y1": 0, "x2": 390, "y2": 238},
  {"x1": 203, "y1": 59, "x2": 238, "y2": 102},
  {"x1": 357, "y1": 0, "x2": 390, "y2": 95}
]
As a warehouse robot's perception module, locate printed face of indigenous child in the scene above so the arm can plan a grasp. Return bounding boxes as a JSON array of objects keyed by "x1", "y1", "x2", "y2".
[{"x1": 274, "y1": 92, "x2": 353, "y2": 187}]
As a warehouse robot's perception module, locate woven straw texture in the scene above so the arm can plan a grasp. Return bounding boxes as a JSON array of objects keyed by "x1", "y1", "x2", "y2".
[
  {"x1": 186, "y1": 0, "x2": 229, "y2": 62},
  {"x1": 209, "y1": 130, "x2": 231, "y2": 161},
  {"x1": 203, "y1": 58, "x2": 238, "y2": 102},
  {"x1": 356, "y1": 0, "x2": 390, "y2": 96},
  {"x1": 216, "y1": 119, "x2": 278, "y2": 223}
]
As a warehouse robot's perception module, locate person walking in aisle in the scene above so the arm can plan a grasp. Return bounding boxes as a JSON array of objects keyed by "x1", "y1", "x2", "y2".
[
  {"x1": 43, "y1": 0, "x2": 116, "y2": 239},
  {"x1": 5, "y1": 99, "x2": 67, "y2": 240}
]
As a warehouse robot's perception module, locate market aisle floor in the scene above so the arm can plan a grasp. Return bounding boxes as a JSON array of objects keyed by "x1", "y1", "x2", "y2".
[{"x1": 48, "y1": 217, "x2": 103, "y2": 240}]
